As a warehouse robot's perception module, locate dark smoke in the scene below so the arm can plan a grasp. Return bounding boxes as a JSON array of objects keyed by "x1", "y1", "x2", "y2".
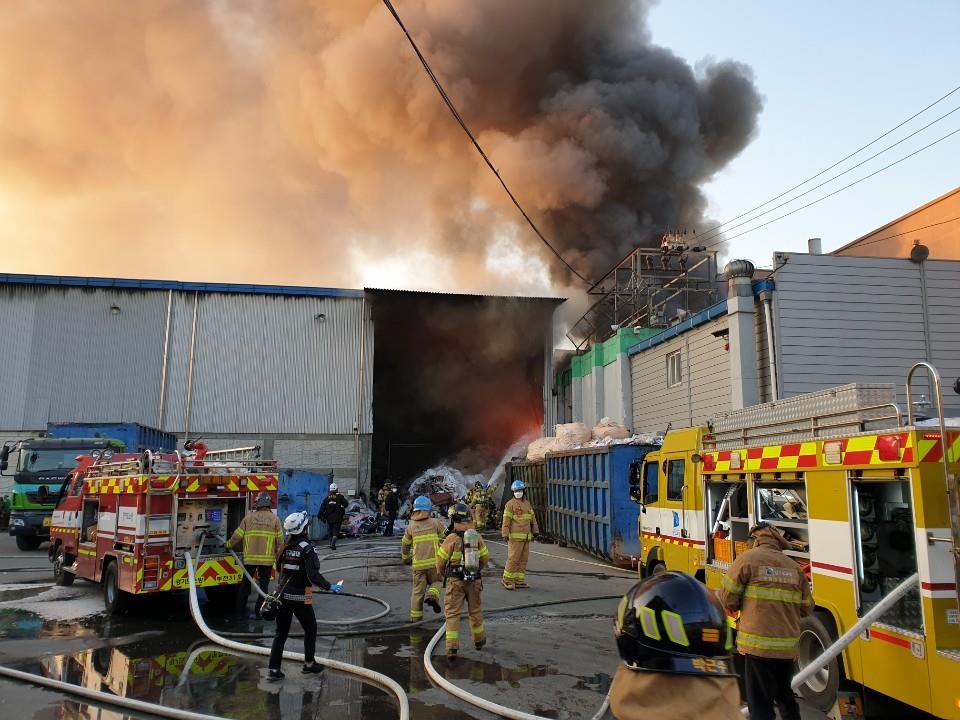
[{"x1": 0, "y1": 1, "x2": 762, "y2": 293}]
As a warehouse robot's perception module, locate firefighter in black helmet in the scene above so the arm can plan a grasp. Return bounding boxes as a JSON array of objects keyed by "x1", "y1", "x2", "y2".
[{"x1": 611, "y1": 571, "x2": 743, "y2": 720}]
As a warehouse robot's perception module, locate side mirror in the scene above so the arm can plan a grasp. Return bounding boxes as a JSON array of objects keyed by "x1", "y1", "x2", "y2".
[
  {"x1": 628, "y1": 461, "x2": 642, "y2": 487},
  {"x1": 0, "y1": 446, "x2": 9, "y2": 462}
]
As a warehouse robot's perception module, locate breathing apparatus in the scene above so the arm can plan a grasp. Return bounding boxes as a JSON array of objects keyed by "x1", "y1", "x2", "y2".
[{"x1": 443, "y1": 503, "x2": 481, "y2": 584}]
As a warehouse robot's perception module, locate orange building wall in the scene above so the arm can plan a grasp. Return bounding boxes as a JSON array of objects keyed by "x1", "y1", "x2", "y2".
[{"x1": 833, "y1": 186, "x2": 960, "y2": 260}]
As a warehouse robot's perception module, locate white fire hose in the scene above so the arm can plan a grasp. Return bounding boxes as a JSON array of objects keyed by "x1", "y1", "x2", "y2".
[
  {"x1": 790, "y1": 572, "x2": 919, "y2": 691},
  {"x1": 185, "y1": 552, "x2": 410, "y2": 720}
]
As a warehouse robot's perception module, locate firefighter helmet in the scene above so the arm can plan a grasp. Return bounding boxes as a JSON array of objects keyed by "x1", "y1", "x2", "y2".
[
  {"x1": 510, "y1": 479, "x2": 525, "y2": 492},
  {"x1": 255, "y1": 492, "x2": 272, "y2": 509},
  {"x1": 329, "y1": 483, "x2": 338, "y2": 493},
  {"x1": 450, "y1": 502, "x2": 471, "y2": 523},
  {"x1": 413, "y1": 495, "x2": 432, "y2": 512},
  {"x1": 614, "y1": 571, "x2": 735, "y2": 676},
  {"x1": 283, "y1": 511, "x2": 310, "y2": 536}
]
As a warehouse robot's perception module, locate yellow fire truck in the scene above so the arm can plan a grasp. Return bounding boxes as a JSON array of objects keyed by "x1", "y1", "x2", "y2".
[
  {"x1": 48, "y1": 445, "x2": 278, "y2": 614},
  {"x1": 629, "y1": 362, "x2": 960, "y2": 718}
]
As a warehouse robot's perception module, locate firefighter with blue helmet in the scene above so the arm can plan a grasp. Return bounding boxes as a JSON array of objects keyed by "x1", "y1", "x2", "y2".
[
  {"x1": 401, "y1": 495, "x2": 446, "y2": 621},
  {"x1": 500, "y1": 479, "x2": 539, "y2": 590}
]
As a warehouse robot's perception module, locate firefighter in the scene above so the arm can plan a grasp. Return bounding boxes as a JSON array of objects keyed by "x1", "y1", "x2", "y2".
[
  {"x1": 226, "y1": 491, "x2": 283, "y2": 619},
  {"x1": 611, "y1": 571, "x2": 743, "y2": 720},
  {"x1": 377, "y1": 484, "x2": 389, "y2": 515},
  {"x1": 717, "y1": 522, "x2": 813, "y2": 720},
  {"x1": 267, "y1": 511, "x2": 343, "y2": 680},
  {"x1": 317, "y1": 483, "x2": 348, "y2": 550},
  {"x1": 436, "y1": 502, "x2": 489, "y2": 659},
  {"x1": 467, "y1": 481, "x2": 489, "y2": 530},
  {"x1": 401, "y1": 495, "x2": 445, "y2": 621},
  {"x1": 384, "y1": 485, "x2": 400, "y2": 537},
  {"x1": 500, "y1": 479, "x2": 539, "y2": 590}
]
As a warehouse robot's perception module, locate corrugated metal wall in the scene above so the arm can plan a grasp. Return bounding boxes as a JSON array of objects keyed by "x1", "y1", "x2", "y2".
[
  {"x1": 773, "y1": 254, "x2": 960, "y2": 414},
  {"x1": 0, "y1": 284, "x2": 374, "y2": 434},
  {"x1": 629, "y1": 318, "x2": 731, "y2": 432}
]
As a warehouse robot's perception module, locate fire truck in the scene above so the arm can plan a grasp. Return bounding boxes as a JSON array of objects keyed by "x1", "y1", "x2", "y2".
[
  {"x1": 629, "y1": 362, "x2": 960, "y2": 719},
  {"x1": 47, "y1": 445, "x2": 278, "y2": 614}
]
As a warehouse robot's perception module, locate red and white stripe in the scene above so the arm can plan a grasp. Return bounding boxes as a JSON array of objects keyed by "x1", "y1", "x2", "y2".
[
  {"x1": 915, "y1": 527, "x2": 958, "y2": 599},
  {"x1": 808, "y1": 519, "x2": 856, "y2": 581}
]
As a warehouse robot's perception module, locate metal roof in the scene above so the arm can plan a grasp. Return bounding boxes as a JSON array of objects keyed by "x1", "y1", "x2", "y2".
[
  {"x1": 0, "y1": 272, "x2": 364, "y2": 299},
  {"x1": 363, "y1": 287, "x2": 565, "y2": 304}
]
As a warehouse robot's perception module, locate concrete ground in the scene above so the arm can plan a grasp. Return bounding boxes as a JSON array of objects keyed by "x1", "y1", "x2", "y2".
[{"x1": 0, "y1": 529, "x2": 843, "y2": 719}]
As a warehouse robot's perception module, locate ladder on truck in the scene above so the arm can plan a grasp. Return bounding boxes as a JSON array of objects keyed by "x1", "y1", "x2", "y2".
[
  {"x1": 907, "y1": 363, "x2": 960, "y2": 617},
  {"x1": 704, "y1": 383, "x2": 903, "y2": 450}
]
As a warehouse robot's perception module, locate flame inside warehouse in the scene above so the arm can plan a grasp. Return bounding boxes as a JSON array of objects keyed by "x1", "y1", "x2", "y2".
[{"x1": 367, "y1": 290, "x2": 559, "y2": 486}]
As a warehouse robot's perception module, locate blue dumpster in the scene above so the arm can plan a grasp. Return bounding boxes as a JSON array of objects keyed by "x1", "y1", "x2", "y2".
[
  {"x1": 545, "y1": 444, "x2": 658, "y2": 567},
  {"x1": 277, "y1": 469, "x2": 332, "y2": 539},
  {"x1": 46, "y1": 422, "x2": 177, "y2": 452}
]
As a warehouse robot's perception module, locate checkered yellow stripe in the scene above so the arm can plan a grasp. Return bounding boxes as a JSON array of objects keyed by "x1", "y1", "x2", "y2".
[{"x1": 704, "y1": 433, "x2": 918, "y2": 472}]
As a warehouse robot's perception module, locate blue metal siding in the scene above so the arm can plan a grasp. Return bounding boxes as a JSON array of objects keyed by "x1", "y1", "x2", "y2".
[
  {"x1": 46, "y1": 422, "x2": 177, "y2": 452},
  {"x1": 545, "y1": 444, "x2": 657, "y2": 566}
]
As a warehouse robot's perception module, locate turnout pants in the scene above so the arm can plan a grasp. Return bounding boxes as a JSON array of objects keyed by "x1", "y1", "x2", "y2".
[
  {"x1": 472, "y1": 505, "x2": 489, "y2": 529},
  {"x1": 444, "y1": 578, "x2": 484, "y2": 651},
  {"x1": 238, "y1": 564, "x2": 273, "y2": 616},
  {"x1": 269, "y1": 600, "x2": 318, "y2": 670},
  {"x1": 410, "y1": 568, "x2": 442, "y2": 620},
  {"x1": 503, "y1": 539, "x2": 531, "y2": 585},
  {"x1": 327, "y1": 521, "x2": 342, "y2": 548},
  {"x1": 744, "y1": 655, "x2": 802, "y2": 720}
]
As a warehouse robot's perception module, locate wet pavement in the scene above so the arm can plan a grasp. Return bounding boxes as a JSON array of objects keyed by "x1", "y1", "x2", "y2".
[{"x1": 0, "y1": 533, "x2": 859, "y2": 720}]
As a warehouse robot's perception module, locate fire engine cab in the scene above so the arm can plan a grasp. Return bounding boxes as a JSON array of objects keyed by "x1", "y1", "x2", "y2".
[
  {"x1": 47, "y1": 446, "x2": 278, "y2": 614},
  {"x1": 629, "y1": 362, "x2": 960, "y2": 719}
]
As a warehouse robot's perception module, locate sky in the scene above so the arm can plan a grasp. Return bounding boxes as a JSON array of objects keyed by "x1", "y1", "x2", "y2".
[{"x1": 648, "y1": 0, "x2": 960, "y2": 269}]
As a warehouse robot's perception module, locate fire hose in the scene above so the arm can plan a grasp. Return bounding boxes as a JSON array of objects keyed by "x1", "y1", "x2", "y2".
[{"x1": 185, "y1": 551, "x2": 411, "y2": 720}]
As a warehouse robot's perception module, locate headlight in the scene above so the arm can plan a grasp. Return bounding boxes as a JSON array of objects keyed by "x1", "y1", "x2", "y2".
[
  {"x1": 91, "y1": 450, "x2": 102, "y2": 460},
  {"x1": 102, "y1": 449, "x2": 114, "y2": 460},
  {"x1": 13, "y1": 518, "x2": 24, "y2": 526}
]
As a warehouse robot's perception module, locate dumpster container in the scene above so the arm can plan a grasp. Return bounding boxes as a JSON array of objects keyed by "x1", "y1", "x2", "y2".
[
  {"x1": 46, "y1": 422, "x2": 177, "y2": 452},
  {"x1": 278, "y1": 469, "x2": 332, "y2": 539},
  {"x1": 545, "y1": 444, "x2": 659, "y2": 567}
]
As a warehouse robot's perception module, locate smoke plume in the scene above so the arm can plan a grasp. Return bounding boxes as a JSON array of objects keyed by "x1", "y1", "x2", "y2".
[{"x1": 0, "y1": 1, "x2": 761, "y2": 293}]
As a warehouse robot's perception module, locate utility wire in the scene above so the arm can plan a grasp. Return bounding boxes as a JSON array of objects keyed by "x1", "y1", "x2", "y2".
[
  {"x1": 831, "y1": 215, "x2": 960, "y2": 250},
  {"x1": 693, "y1": 83, "x2": 960, "y2": 246},
  {"x1": 380, "y1": 0, "x2": 591, "y2": 285},
  {"x1": 697, "y1": 104, "x2": 960, "y2": 247},
  {"x1": 720, "y1": 125, "x2": 960, "y2": 244}
]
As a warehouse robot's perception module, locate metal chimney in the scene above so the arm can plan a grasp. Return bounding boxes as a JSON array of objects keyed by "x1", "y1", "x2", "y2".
[{"x1": 808, "y1": 237, "x2": 822, "y2": 254}]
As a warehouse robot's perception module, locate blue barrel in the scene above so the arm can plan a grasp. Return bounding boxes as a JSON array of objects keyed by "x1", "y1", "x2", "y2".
[{"x1": 545, "y1": 444, "x2": 658, "y2": 567}]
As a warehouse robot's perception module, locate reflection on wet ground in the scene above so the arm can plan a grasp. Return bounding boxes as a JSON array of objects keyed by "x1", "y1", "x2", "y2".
[{"x1": 1, "y1": 604, "x2": 614, "y2": 720}]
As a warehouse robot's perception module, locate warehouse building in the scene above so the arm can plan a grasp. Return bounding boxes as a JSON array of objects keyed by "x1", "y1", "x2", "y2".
[{"x1": 0, "y1": 275, "x2": 559, "y2": 499}]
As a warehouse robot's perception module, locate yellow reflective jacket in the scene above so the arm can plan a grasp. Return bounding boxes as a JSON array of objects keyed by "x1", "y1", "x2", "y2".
[
  {"x1": 501, "y1": 497, "x2": 539, "y2": 541},
  {"x1": 226, "y1": 509, "x2": 283, "y2": 567},
  {"x1": 436, "y1": 521, "x2": 490, "y2": 575},
  {"x1": 401, "y1": 511, "x2": 448, "y2": 570},
  {"x1": 717, "y1": 533, "x2": 813, "y2": 659}
]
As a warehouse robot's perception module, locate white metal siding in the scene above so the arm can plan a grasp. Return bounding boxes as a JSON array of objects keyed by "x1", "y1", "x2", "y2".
[
  {"x1": 630, "y1": 318, "x2": 732, "y2": 432},
  {"x1": 579, "y1": 372, "x2": 596, "y2": 428},
  {"x1": 602, "y1": 360, "x2": 622, "y2": 424},
  {"x1": 773, "y1": 254, "x2": 960, "y2": 414}
]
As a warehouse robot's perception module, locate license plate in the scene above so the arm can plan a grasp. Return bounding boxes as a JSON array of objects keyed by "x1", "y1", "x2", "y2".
[{"x1": 43, "y1": 517, "x2": 52, "y2": 527}]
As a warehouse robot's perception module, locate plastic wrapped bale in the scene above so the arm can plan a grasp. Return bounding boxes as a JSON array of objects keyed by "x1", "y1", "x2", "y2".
[
  {"x1": 592, "y1": 417, "x2": 631, "y2": 440},
  {"x1": 526, "y1": 436, "x2": 557, "y2": 461},
  {"x1": 554, "y1": 422, "x2": 591, "y2": 450}
]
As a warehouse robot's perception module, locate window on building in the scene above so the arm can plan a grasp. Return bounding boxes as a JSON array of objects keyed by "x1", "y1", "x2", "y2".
[
  {"x1": 667, "y1": 459, "x2": 685, "y2": 501},
  {"x1": 666, "y1": 350, "x2": 682, "y2": 387}
]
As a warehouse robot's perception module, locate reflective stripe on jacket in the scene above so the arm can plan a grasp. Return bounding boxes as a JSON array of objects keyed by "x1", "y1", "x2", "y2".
[
  {"x1": 401, "y1": 511, "x2": 447, "y2": 569},
  {"x1": 717, "y1": 536, "x2": 813, "y2": 659},
  {"x1": 501, "y1": 497, "x2": 539, "y2": 541},
  {"x1": 436, "y1": 522, "x2": 489, "y2": 575},
  {"x1": 226, "y1": 509, "x2": 283, "y2": 566}
]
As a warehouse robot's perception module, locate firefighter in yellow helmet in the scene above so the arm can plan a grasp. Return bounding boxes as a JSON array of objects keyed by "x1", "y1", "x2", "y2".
[
  {"x1": 611, "y1": 571, "x2": 743, "y2": 720},
  {"x1": 401, "y1": 495, "x2": 446, "y2": 621},
  {"x1": 717, "y1": 522, "x2": 813, "y2": 720},
  {"x1": 436, "y1": 502, "x2": 489, "y2": 659}
]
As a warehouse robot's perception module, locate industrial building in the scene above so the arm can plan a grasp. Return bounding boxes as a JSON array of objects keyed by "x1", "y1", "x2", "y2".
[{"x1": 0, "y1": 275, "x2": 559, "y2": 499}]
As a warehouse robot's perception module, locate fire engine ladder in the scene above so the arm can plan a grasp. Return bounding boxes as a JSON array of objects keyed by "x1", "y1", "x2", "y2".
[
  {"x1": 711, "y1": 484, "x2": 739, "y2": 536},
  {"x1": 200, "y1": 446, "x2": 261, "y2": 462},
  {"x1": 907, "y1": 363, "x2": 960, "y2": 616}
]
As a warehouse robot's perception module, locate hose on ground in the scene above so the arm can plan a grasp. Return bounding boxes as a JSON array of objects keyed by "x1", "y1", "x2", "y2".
[
  {"x1": 484, "y1": 539, "x2": 638, "y2": 576},
  {"x1": 185, "y1": 551, "x2": 410, "y2": 720}
]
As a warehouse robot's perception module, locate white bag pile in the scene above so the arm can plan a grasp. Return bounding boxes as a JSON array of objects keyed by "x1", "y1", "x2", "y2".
[{"x1": 592, "y1": 417, "x2": 631, "y2": 440}]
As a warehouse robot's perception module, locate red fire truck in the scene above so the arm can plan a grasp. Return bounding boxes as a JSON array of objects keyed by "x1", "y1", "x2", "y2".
[{"x1": 47, "y1": 446, "x2": 278, "y2": 614}]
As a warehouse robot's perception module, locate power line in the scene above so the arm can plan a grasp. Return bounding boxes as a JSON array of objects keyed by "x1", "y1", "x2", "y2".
[
  {"x1": 380, "y1": 0, "x2": 591, "y2": 285},
  {"x1": 837, "y1": 215, "x2": 960, "y2": 250},
  {"x1": 694, "y1": 83, "x2": 960, "y2": 246},
  {"x1": 697, "y1": 104, "x2": 960, "y2": 247},
  {"x1": 720, "y1": 126, "x2": 960, "y2": 244}
]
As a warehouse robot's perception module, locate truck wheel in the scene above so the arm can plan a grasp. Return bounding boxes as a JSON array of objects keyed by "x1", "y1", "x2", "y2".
[
  {"x1": 16, "y1": 535, "x2": 42, "y2": 551},
  {"x1": 795, "y1": 612, "x2": 842, "y2": 711},
  {"x1": 53, "y1": 547, "x2": 76, "y2": 586},
  {"x1": 103, "y1": 561, "x2": 128, "y2": 615}
]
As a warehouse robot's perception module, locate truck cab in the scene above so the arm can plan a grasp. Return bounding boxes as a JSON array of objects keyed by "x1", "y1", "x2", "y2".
[
  {"x1": 628, "y1": 426, "x2": 706, "y2": 577},
  {"x1": 1, "y1": 437, "x2": 124, "y2": 550}
]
